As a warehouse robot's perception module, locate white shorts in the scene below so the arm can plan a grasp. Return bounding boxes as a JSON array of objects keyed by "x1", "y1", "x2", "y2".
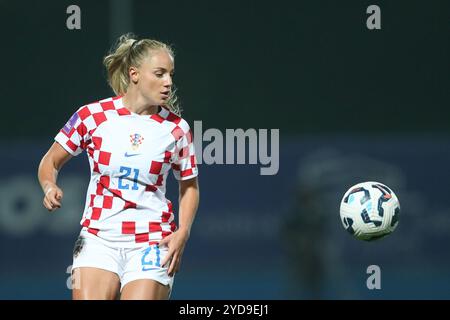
[{"x1": 71, "y1": 234, "x2": 174, "y2": 293}]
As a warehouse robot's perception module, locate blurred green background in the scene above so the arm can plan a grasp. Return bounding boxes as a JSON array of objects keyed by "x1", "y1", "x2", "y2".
[{"x1": 2, "y1": 0, "x2": 448, "y2": 136}]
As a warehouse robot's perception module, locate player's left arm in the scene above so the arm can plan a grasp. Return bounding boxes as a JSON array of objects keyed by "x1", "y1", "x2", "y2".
[{"x1": 160, "y1": 177, "x2": 199, "y2": 276}]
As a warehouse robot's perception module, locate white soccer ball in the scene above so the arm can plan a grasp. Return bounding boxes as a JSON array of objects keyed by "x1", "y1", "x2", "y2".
[{"x1": 340, "y1": 181, "x2": 400, "y2": 241}]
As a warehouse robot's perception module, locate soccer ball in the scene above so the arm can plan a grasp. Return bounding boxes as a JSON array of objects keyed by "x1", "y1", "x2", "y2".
[{"x1": 340, "y1": 181, "x2": 400, "y2": 241}]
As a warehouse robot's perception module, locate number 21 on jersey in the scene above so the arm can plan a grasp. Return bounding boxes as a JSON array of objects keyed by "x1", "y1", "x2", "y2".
[{"x1": 118, "y1": 166, "x2": 139, "y2": 190}]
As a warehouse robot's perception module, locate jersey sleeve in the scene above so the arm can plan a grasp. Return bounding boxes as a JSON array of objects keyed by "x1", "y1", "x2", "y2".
[
  {"x1": 54, "y1": 107, "x2": 88, "y2": 156},
  {"x1": 172, "y1": 120, "x2": 199, "y2": 181}
]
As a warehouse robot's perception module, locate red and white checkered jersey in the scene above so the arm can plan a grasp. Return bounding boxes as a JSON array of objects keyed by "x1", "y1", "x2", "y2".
[{"x1": 55, "y1": 96, "x2": 198, "y2": 247}]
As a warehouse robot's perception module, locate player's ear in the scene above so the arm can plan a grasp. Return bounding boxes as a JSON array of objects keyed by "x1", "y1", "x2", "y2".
[{"x1": 129, "y1": 66, "x2": 139, "y2": 84}]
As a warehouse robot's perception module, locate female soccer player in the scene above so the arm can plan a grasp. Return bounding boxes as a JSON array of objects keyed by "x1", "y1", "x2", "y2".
[{"x1": 37, "y1": 34, "x2": 199, "y2": 300}]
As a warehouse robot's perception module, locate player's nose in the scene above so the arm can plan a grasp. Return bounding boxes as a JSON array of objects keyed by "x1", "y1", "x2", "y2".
[{"x1": 165, "y1": 74, "x2": 173, "y2": 87}]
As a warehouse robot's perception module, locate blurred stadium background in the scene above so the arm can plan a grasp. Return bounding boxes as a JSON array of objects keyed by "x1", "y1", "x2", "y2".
[{"x1": 1, "y1": 0, "x2": 449, "y2": 299}]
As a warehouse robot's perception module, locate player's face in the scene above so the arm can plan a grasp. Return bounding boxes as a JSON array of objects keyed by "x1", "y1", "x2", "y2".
[{"x1": 137, "y1": 49, "x2": 174, "y2": 106}]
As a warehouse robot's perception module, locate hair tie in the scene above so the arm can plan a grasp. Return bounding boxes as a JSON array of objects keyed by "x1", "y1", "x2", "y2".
[{"x1": 130, "y1": 39, "x2": 140, "y2": 52}]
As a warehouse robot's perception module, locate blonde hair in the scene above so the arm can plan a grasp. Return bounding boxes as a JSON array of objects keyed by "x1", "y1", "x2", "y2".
[{"x1": 103, "y1": 33, "x2": 181, "y2": 115}]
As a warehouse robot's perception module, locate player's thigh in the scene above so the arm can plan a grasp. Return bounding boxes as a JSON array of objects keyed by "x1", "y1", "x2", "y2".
[
  {"x1": 120, "y1": 279, "x2": 169, "y2": 300},
  {"x1": 72, "y1": 267, "x2": 120, "y2": 300}
]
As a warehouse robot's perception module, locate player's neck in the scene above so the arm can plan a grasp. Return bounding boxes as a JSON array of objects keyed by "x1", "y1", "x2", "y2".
[{"x1": 122, "y1": 91, "x2": 159, "y2": 116}]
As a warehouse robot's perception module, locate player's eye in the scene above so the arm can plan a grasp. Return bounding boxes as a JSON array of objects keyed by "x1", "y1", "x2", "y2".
[{"x1": 155, "y1": 73, "x2": 163, "y2": 78}]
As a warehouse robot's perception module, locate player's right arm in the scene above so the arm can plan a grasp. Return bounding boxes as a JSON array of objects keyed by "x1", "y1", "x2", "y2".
[{"x1": 38, "y1": 142, "x2": 73, "y2": 212}]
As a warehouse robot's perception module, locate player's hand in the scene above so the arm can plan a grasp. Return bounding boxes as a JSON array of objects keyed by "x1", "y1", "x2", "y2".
[
  {"x1": 43, "y1": 183, "x2": 64, "y2": 212},
  {"x1": 159, "y1": 228, "x2": 190, "y2": 277}
]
